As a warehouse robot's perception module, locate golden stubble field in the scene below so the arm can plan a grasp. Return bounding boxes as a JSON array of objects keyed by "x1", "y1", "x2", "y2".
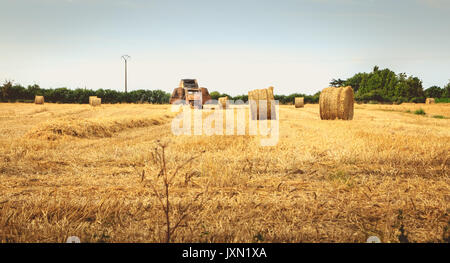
[{"x1": 0, "y1": 102, "x2": 449, "y2": 243}]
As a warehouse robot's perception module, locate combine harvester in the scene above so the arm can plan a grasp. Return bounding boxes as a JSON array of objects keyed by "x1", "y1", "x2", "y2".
[{"x1": 169, "y1": 79, "x2": 211, "y2": 109}]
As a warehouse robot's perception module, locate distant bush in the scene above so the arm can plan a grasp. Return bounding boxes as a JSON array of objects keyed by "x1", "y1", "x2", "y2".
[
  {"x1": 409, "y1": 97, "x2": 425, "y2": 103},
  {"x1": 414, "y1": 108, "x2": 426, "y2": 115},
  {"x1": 432, "y1": 115, "x2": 445, "y2": 119},
  {"x1": 424, "y1": 86, "x2": 444, "y2": 98},
  {"x1": 355, "y1": 89, "x2": 391, "y2": 103},
  {"x1": 435, "y1": 98, "x2": 450, "y2": 103},
  {"x1": 392, "y1": 97, "x2": 408, "y2": 104}
]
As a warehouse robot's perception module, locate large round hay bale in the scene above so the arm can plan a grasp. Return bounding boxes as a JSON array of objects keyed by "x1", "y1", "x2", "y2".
[
  {"x1": 319, "y1": 86, "x2": 354, "y2": 120},
  {"x1": 295, "y1": 97, "x2": 304, "y2": 108},
  {"x1": 35, "y1": 96, "x2": 44, "y2": 104},
  {"x1": 218, "y1": 96, "x2": 228, "y2": 109},
  {"x1": 89, "y1": 96, "x2": 98, "y2": 105},
  {"x1": 91, "y1": 98, "x2": 101, "y2": 107},
  {"x1": 425, "y1": 98, "x2": 435, "y2": 104},
  {"x1": 248, "y1": 86, "x2": 275, "y2": 120}
]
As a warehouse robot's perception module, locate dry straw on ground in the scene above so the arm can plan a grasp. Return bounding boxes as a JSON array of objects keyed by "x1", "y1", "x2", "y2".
[
  {"x1": 295, "y1": 97, "x2": 304, "y2": 108},
  {"x1": 248, "y1": 86, "x2": 275, "y2": 120},
  {"x1": 426, "y1": 98, "x2": 436, "y2": 104},
  {"x1": 218, "y1": 97, "x2": 228, "y2": 109},
  {"x1": 25, "y1": 116, "x2": 170, "y2": 140},
  {"x1": 0, "y1": 103, "x2": 449, "y2": 243},
  {"x1": 319, "y1": 86, "x2": 354, "y2": 120},
  {"x1": 34, "y1": 96, "x2": 44, "y2": 105}
]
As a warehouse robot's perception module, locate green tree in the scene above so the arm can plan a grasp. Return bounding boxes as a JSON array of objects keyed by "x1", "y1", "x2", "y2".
[
  {"x1": 424, "y1": 86, "x2": 443, "y2": 98},
  {"x1": 443, "y1": 81, "x2": 450, "y2": 98},
  {"x1": 337, "y1": 67, "x2": 426, "y2": 103},
  {"x1": 209, "y1": 91, "x2": 220, "y2": 100},
  {"x1": 330, "y1": 78, "x2": 346, "y2": 87},
  {"x1": 345, "y1": 73, "x2": 367, "y2": 93},
  {"x1": 27, "y1": 84, "x2": 41, "y2": 99},
  {"x1": 1, "y1": 81, "x2": 13, "y2": 101}
]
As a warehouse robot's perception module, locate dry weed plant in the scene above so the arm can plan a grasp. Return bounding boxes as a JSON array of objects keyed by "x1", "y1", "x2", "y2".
[{"x1": 139, "y1": 141, "x2": 208, "y2": 242}]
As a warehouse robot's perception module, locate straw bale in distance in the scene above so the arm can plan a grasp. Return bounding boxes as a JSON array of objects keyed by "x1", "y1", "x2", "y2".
[
  {"x1": 425, "y1": 98, "x2": 435, "y2": 104},
  {"x1": 34, "y1": 96, "x2": 44, "y2": 104},
  {"x1": 91, "y1": 98, "x2": 101, "y2": 107},
  {"x1": 89, "y1": 96, "x2": 98, "y2": 105},
  {"x1": 295, "y1": 97, "x2": 304, "y2": 108},
  {"x1": 319, "y1": 86, "x2": 354, "y2": 120}
]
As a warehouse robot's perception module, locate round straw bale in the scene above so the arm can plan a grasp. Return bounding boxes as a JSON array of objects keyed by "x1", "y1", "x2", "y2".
[
  {"x1": 295, "y1": 97, "x2": 304, "y2": 108},
  {"x1": 425, "y1": 98, "x2": 435, "y2": 104},
  {"x1": 319, "y1": 86, "x2": 354, "y2": 120},
  {"x1": 89, "y1": 96, "x2": 98, "y2": 105},
  {"x1": 248, "y1": 87, "x2": 275, "y2": 120},
  {"x1": 34, "y1": 96, "x2": 44, "y2": 104},
  {"x1": 91, "y1": 98, "x2": 102, "y2": 107}
]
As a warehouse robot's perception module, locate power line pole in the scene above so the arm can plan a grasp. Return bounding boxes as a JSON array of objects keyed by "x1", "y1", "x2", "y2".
[{"x1": 121, "y1": 55, "x2": 130, "y2": 93}]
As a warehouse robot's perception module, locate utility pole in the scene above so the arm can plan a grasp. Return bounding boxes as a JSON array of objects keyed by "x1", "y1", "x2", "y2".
[{"x1": 121, "y1": 55, "x2": 130, "y2": 93}]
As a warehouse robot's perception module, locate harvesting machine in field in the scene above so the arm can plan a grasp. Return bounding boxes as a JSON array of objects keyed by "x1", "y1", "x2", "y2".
[{"x1": 169, "y1": 79, "x2": 212, "y2": 109}]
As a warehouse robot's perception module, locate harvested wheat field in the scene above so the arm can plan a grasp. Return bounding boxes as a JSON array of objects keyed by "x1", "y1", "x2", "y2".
[{"x1": 0, "y1": 102, "x2": 449, "y2": 243}]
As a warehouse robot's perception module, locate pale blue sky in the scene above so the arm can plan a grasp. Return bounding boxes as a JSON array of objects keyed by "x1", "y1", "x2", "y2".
[{"x1": 1, "y1": 0, "x2": 449, "y2": 95}]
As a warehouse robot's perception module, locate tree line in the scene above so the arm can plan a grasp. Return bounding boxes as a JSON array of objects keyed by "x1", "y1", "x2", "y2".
[
  {"x1": 0, "y1": 81, "x2": 321, "y2": 104},
  {"x1": 1, "y1": 67, "x2": 449, "y2": 104},
  {"x1": 0, "y1": 82, "x2": 170, "y2": 104},
  {"x1": 330, "y1": 66, "x2": 450, "y2": 103},
  {"x1": 209, "y1": 91, "x2": 321, "y2": 104}
]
